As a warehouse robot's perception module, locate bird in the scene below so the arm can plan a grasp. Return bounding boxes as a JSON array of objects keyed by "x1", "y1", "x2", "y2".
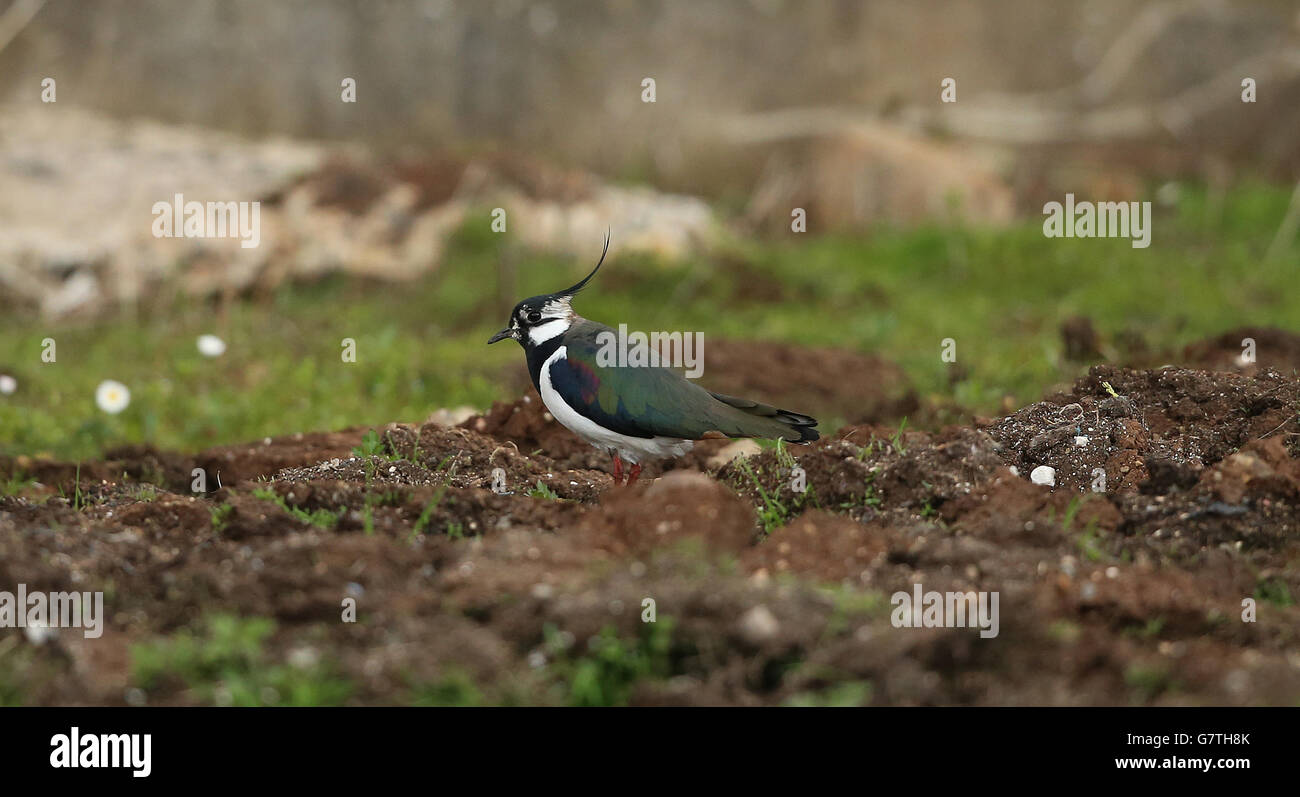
[{"x1": 487, "y1": 234, "x2": 819, "y2": 485}]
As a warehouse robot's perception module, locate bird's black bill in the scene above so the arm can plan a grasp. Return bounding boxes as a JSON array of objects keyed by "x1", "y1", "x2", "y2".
[{"x1": 487, "y1": 328, "x2": 514, "y2": 344}]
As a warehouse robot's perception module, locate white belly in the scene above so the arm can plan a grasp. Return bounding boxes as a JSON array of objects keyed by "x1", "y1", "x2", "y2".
[{"x1": 539, "y1": 347, "x2": 694, "y2": 464}]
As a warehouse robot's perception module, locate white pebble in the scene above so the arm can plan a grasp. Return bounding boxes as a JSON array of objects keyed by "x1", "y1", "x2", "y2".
[
  {"x1": 738, "y1": 605, "x2": 780, "y2": 644},
  {"x1": 1074, "y1": 436, "x2": 1089, "y2": 447},
  {"x1": 1030, "y1": 465, "x2": 1056, "y2": 487}
]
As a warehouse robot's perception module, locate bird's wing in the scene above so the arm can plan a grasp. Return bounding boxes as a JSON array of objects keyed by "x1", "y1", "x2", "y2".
[{"x1": 548, "y1": 320, "x2": 818, "y2": 442}]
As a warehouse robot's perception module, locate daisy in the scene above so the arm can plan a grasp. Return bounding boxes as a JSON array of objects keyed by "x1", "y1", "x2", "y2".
[{"x1": 95, "y1": 380, "x2": 131, "y2": 414}]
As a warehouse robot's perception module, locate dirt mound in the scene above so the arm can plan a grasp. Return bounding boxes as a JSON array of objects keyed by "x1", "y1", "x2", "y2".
[
  {"x1": 1180, "y1": 327, "x2": 1300, "y2": 377},
  {"x1": 3, "y1": 364, "x2": 1300, "y2": 706},
  {"x1": 461, "y1": 395, "x2": 609, "y2": 472},
  {"x1": 991, "y1": 365, "x2": 1300, "y2": 493},
  {"x1": 698, "y1": 339, "x2": 917, "y2": 426}
]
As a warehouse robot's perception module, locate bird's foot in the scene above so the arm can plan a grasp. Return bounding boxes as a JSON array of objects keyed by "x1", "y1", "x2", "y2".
[
  {"x1": 612, "y1": 454, "x2": 625, "y2": 486},
  {"x1": 626, "y1": 464, "x2": 642, "y2": 486}
]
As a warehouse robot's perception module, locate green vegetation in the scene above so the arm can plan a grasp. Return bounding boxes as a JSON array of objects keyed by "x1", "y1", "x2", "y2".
[
  {"x1": 1124, "y1": 662, "x2": 1178, "y2": 702},
  {"x1": 784, "y1": 680, "x2": 873, "y2": 707},
  {"x1": 352, "y1": 429, "x2": 386, "y2": 458},
  {"x1": 409, "y1": 670, "x2": 484, "y2": 707},
  {"x1": 130, "y1": 614, "x2": 352, "y2": 706},
  {"x1": 736, "y1": 459, "x2": 792, "y2": 533},
  {"x1": 528, "y1": 480, "x2": 560, "y2": 501},
  {"x1": 251, "y1": 486, "x2": 339, "y2": 529},
  {"x1": 545, "y1": 621, "x2": 677, "y2": 707},
  {"x1": 3, "y1": 184, "x2": 1298, "y2": 459},
  {"x1": 409, "y1": 456, "x2": 460, "y2": 540},
  {"x1": 1076, "y1": 524, "x2": 1108, "y2": 562},
  {"x1": 209, "y1": 502, "x2": 234, "y2": 532},
  {"x1": 1255, "y1": 577, "x2": 1294, "y2": 607}
]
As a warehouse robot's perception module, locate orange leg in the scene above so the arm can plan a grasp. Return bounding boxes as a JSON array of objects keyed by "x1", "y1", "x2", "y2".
[
  {"x1": 626, "y1": 463, "x2": 642, "y2": 486},
  {"x1": 612, "y1": 454, "x2": 624, "y2": 485}
]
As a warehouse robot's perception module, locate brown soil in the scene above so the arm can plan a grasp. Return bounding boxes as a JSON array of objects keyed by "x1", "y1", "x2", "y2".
[
  {"x1": 2, "y1": 340, "x2": 1299, "y2": 706},
  {"x1": 1179, "y1": 326, "x2": 1300, "y2": 377}
]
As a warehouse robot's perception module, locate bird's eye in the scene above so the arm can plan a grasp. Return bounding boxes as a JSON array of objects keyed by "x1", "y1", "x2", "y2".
[{"x1": 527, "y1": 311, "x2": 542, "y2": 324}]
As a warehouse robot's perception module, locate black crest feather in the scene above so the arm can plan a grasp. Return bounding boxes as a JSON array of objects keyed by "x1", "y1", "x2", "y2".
[{"x1": 557, "y1": 229, "x2": 610, "y2": 297}]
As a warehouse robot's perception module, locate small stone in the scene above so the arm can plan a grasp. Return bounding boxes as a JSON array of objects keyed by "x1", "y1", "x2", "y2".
[
  {"x1": 1030, "y1": 465, "x2": 1056, "y2": 486},
  {"x1": 707, "y1": 439, "x2": 762, "y2": 468},
  {"x1": 426, "y1": 406, "x2": 477, "y2": 427},
  {"x1": 737, "y1": 605, "x2": 780, "y2": 644},
  {"x1": 1074, "y1": 436, "x2": 1089, "y2": 447},
  {"x1": 288, "y1": 647, "x2": 320, "y2": 670}
]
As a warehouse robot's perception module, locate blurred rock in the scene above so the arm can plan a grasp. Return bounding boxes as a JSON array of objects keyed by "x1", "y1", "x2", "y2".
[
  {"x1": 0, "y1": 107, "x2": 717, "y2": 317},
  {"x1": 707, "y1": 439, "x2": 762, "y2": 469},
  {"x1": 1061, "y1": 316, "x2": 1102, "y2": 361}
]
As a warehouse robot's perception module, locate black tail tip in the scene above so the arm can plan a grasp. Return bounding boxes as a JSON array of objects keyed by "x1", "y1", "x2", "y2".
[
  {"x1": 778, "y1": 410, "x2": 819, "y2": 443},
  {"x1": 785, "y1": 427, "x2": 820, "y2": 443}
]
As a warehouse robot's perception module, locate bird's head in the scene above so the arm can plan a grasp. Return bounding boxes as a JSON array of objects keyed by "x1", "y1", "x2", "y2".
[{"x1": 488, "y1": 232, "x2": 609, "y2": 349}]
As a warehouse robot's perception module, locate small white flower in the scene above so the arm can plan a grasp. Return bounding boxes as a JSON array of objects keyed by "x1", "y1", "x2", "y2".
[
  {"x1": 197, "y1": 334, "x2": 227, "y2": 357},
  {"x1": 95, "y1": 380, "x2": 131, "y2": 414},
  {"x1": 0, "y1": 374, "x2": 15, "y2": 395}
]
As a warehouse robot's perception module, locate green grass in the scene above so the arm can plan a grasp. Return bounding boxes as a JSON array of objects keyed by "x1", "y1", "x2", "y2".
[
  {"x1": 2, "y1": 183, "x2": 1298, "y2": 459},
  {"x1": 409, "y1": 670, "x2": 484, "y2": 706},
  {"x1": 251, "y1": 486, "x2": 340, "y2": 529},
  {"x1": 1255, "y1": 577, "x2": 1294, "y2": 607},
  {"x1": 130, "y1": 614, "x2": 352, "y2": 706},
  {"x1": 544, "y1": 620, "x2": 678, "y2": 707}
]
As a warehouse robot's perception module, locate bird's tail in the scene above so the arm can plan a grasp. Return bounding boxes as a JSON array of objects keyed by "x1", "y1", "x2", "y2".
[{"x1": 707, "y1": 392, "x2": 820, "y2": 443}]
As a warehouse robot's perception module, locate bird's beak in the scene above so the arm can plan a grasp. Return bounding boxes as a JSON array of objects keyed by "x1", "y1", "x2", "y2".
[{"x1": 487, "y1": 327, "x2": 516, "y2": 344}]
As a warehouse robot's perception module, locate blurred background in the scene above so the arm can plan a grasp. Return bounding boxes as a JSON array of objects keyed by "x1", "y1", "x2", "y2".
[{"x1": 1, "y1": 0, "x2": 1299, "y2": 458}]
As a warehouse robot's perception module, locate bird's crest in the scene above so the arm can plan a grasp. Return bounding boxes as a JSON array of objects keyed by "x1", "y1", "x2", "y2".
[{"x1": 555, "y1": 229, "x2": 610, "y2": 298}]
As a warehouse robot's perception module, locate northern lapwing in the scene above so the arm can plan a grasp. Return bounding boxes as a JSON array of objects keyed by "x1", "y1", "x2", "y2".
[{"x1": 488, "y1": 235, "x2": 819, "y2": 485}]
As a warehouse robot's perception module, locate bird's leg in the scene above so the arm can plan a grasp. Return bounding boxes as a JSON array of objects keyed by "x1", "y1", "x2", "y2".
[
  {"x1": 626, "y1": 463, "x2": 642, "y2": 486},
  {"x1": 612, "y1": 454, "x2": 624, "y2": 486}
]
